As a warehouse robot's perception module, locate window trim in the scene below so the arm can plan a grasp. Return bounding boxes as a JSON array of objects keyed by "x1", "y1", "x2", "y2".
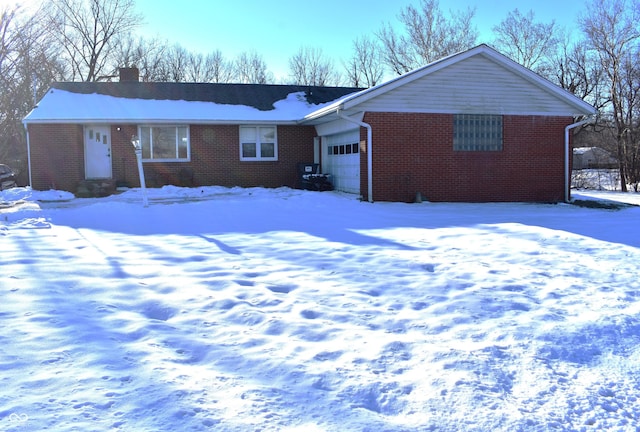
[
  {"x1": 239, "y1": 125, "x2": 278, "y2": 161},
  {"x1": 139, "y1": 125, "x2": 191, "y2": 162},
  {"x1": 453, "y1": 114, "x2": 503, "y2": 152}
]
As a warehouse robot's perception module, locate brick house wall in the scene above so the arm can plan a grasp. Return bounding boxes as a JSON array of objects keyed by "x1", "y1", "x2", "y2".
[
  {"x1": 361, "y1": 112, "x2": 573, "y2": 202},
  {"x1": 185, "y1": 125, "x2": 316, "y2": 189},
  {"x1": 28, "y1": 124, "x2": 84, "y2": 191},
  {"x1": 29, "y1": 123, "x2": 317, "y2": 192},
  {"x1": 28, "y1": 116, "x2": 572, "y2": 202},
  {"x1": 110, "y1": 124, "x2": 142, "y2": 187}
]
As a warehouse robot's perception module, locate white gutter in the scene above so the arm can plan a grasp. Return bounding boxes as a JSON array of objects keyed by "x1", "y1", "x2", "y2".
[
  {"x1": 565, "y1": 116, "x2": 595, "y2": 202},
  {"x1": 22, "y1": 119, "x2": 300, "y2": 126},
  {"x1": 23, "y1": 122, "x2": 33, "y2": 188},
  {"x1": 336, "y1": 109, "x2": 373, "y2": 202}
]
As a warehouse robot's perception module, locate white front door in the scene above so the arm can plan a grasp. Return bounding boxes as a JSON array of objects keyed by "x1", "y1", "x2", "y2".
[{"x1": 84, "y1": 125, "x2": 112, "y2": 179}]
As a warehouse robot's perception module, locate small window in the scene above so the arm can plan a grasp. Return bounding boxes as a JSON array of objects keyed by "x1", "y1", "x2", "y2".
[
  {"x1": 139, "y1": 125, "x2": 190, "y2": 161},
  {"x1": 261, "y1": 142, "x2": 275, "y2": 158},
  {"x1": 453, "y1": 114, "x2": 503, "y2": 151},
  {"x1": 240, "y1": 126, "x2": 277, "y2": 161},
  {"x1": 242, "y1": 143, "x2": 257, "y2": 158},
  {"x1": 326, "y1": 140, "x2": 358, "y2": 157}
]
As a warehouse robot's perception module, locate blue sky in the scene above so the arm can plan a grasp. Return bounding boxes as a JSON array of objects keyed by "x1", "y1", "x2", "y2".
[
  {"x1": 17, "y1": 0, "x2": 586, "y2": 81},
  {"x1": 134, "y1": 0, "x2": 586, "y2": 81}
]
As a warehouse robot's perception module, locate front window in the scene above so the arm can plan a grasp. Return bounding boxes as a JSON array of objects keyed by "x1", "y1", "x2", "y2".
[
  {"x1": 140, "y1": 125, "x2": 190, "y2": 161},
  {"x1": 453, "y1": 114, "x2": 502, "y2": 151},
  {"x1": 240, "y1": 126, "x2": 277, "y2": 161}
]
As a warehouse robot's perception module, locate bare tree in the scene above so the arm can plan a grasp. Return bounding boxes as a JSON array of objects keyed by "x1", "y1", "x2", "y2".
[
  {"x1": 491, "y1": 9, "x2": 559, "y2": 77},
  {"x1": 163, "y1": 44, "x2": 189, "y2": 82},
  {"x1": 112, "y1": 34, "x2": 140, "y2": 71},
  {"x1": 183, "y1": 50, "x2": 234, "y2": 83},
  {"x1": 1, "y1": 4, "x2": 63, "y2": 180},
  {"x1": 113, "y1": 38, "x2": 234, "y2": 84},
  {"x1": 580, "y1": 0, "x2": 640, "y2": 192},
  {"x1": 288, "y1": 46, "x2": 339, "y2": 86},
  {"x1": 185, "y1": 51, "x2": 205, "y2": 82},
  {"x1": 46, "y1": 0, "x2": 142, "y2": 82},
  {"x1": 344, "y1": 36, "x2": 384, "y2": 87},
  {"x1": 0, "y1": 5, "x2": 24, "y2": 166},
  {"x1": 112, "y1": 35, "x2": 169, "y2": 82},
  {"x1": 618, "y1": 46, "x2": 640, "y2": 190},
  {"x1": 0, "y1": 7, "x2": 17, "y2": 78},
  {"x1": 552, "y1": 34, "x2": 605, "y2": 109},
  {"x1": 377, "y1": 0, "x2": 478, "y2": 74},
  {"x1": 234, "y1": 51, "x2": 272, "y2": 84},
  {"x1": 549, "y1": 32, "x2": 608, "y2": 179},
  {"x1": 204, "y1": 50, "x2": 234, "y2": 83}
]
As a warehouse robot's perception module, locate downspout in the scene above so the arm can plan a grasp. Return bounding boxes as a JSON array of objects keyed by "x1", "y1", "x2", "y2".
[
  {"x1": 336, "y1": 108, "x2": 373, "y2": 202},
  {"x1": 564, "y1": 116, "x2": 594, "y2": 203},
  {"x1": 23, "y1": 122, "x2": 33, "y2": 188}
]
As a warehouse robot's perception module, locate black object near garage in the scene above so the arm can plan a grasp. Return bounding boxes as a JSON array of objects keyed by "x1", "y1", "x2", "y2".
[{"x1": 297, "y1": 163, "x2": 333, "y2": 191}]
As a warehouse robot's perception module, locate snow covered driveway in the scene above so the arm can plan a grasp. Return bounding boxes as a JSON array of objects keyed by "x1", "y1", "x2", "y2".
[{"x1": 1, "y1": 187, "x2": 640, "y2": 431}]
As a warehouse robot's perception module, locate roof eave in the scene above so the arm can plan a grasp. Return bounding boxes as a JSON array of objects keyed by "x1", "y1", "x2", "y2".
[
  {"x1": 300, "y1": 103, "x2": 344, "y2": 124},
  {"x1": 23, "y1": 118, "x2": 301, "y2": 125}
]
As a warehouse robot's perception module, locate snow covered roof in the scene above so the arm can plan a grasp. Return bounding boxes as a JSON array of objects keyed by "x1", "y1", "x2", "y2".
[
  {"x1": 23, "y1": 45, "x2": 597, "y2": 126},
  {"x1": 573, "y1": 147, "x2": 612, "y2": 155},
  {"x1": 23, "y1": 82, "x2": 363, "y2": 125}
]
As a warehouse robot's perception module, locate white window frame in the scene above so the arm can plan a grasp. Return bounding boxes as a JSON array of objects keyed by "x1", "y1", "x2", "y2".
[
  {"x1": 453, "y1": 114, "x2": 503, "y2": 151},
  {"x1": 139, "y1": 125, "x2": 190, "y2": 162},
  {"x1": 239, "y1": 125, "x2": 278, "y2": 161}
]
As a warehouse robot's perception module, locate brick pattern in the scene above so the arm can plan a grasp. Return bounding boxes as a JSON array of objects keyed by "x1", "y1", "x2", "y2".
[
  {"x1": 29, "y1": 123, "x2": 317, "y2": 192},
  {"x1": 361, "y1": 112, "x2": 573, "y2": 202},
  {"x1": 111, "y1": 124, "x2": 141, "y2": 187},
  {"x1": 28, "y1": 124, "x2": 84, "y2": 191},
  {"x1": 29, "y1": 115, "x2": 572, "y2": 202},
  {"x1": 185, "y1": 125, "x2": 316, "y2": 189}
]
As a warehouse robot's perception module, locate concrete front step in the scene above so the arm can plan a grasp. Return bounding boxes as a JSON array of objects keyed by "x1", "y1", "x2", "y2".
[{"x1": 76, "y1": 179, "x2": 117, "y2": 198}]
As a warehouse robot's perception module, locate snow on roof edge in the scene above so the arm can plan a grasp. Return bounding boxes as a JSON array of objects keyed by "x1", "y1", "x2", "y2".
[{"x1": 23, "y1": 89, "x2": 346, "y2": 124}]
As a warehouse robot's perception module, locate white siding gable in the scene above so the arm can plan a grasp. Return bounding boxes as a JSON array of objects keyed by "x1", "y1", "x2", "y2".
[{"x1": 354, "y1": 54, "x2": 583, "y2": 116}]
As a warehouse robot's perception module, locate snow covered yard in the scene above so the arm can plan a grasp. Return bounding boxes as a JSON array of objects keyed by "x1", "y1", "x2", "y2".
[{"x1": 1, "y1": 186, "x2": 640, "y2": 431}]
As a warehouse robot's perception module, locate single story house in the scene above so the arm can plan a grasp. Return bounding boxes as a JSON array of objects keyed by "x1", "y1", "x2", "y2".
[
  {"x1": 573, "y1": 147, "x2": 618, "y2": 170},
  {"x1": 23, "y1": 44, "x2": 596, "y2": 202}
]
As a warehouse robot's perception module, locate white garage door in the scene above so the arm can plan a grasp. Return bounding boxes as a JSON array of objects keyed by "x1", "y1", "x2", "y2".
[{"x1": 322, "y1": 130, "x2": 360, "y2": 194}]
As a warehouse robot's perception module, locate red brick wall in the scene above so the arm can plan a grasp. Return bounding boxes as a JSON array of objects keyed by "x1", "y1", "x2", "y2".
[
  {"x1": 29, "y1": 117, "x2": 571, "y2": 203},
  {"x1": 28, "y1": 123, "x2": 316, "y2": 192},
  {"x1": 28, "y1": 124, "x2": 84, "y2": 191},
  {"x1": 184, "y1": 124, "x2": 316, "y2": 189},
  {"x1": 362, "y1": 112, "x2": 573, "y2": 202},
  {"x1": 111, "y1": 125, "x2": 141, "y2": 187}
]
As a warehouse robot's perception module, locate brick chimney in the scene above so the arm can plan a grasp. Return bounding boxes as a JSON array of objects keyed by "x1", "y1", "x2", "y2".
[{"x1": 119, "y1": 67, "x2": 139, "y2": 82}]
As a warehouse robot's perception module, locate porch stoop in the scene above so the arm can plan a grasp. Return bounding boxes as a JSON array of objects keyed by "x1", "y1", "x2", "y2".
[{"x1": 76, "y1": 179, "x2": 117, "y2": 197}]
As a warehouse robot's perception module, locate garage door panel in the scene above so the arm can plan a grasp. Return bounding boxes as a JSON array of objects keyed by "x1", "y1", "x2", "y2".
[{"x1": 323, "y1": 130, "x2": 360, "y2": 194}]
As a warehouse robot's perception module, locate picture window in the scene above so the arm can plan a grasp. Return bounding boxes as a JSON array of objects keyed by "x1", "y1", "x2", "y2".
[{"x1": 139, "y1": 125, "x2": 190, "y2": 161}]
